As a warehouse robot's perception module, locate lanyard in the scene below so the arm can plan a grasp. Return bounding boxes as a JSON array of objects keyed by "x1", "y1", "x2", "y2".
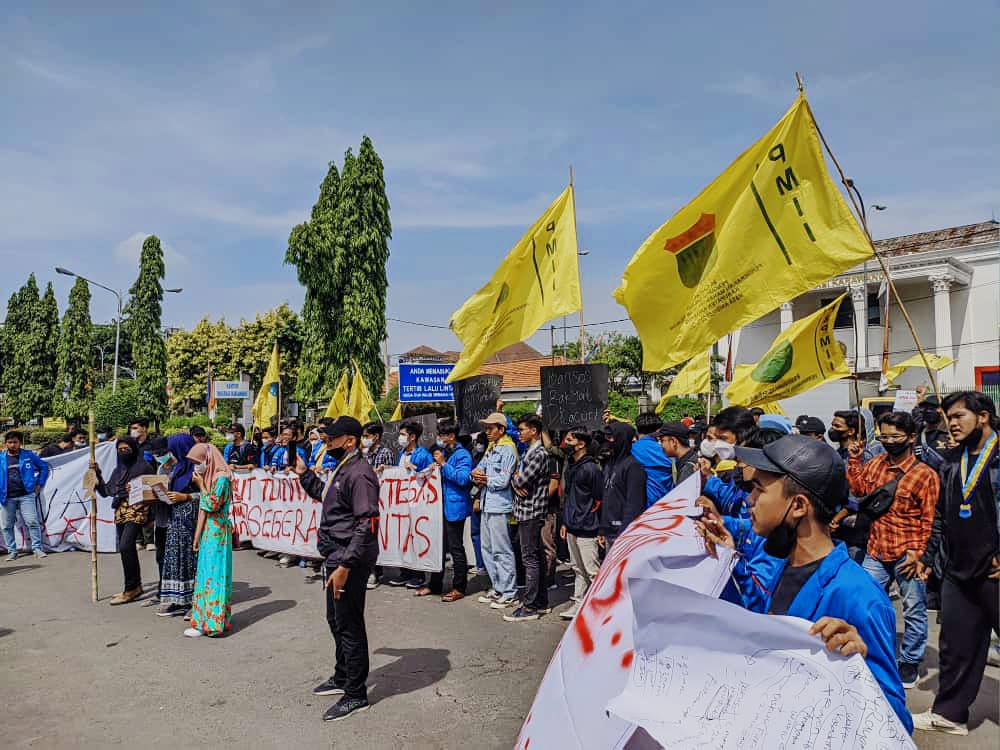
[{"x1": 959, "y1": 432, "x2": 998, "y2": 518}]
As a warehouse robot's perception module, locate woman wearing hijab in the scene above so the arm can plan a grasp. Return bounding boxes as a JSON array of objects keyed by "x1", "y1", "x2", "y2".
[
  {"x1": 156, "y1": 433, "x2": 200, "y2": 617},
  {"x1": 185, "y1": 442, "x2": 234, "y2": 637},
  {"x1": 94, "y1": 436, "x2": 155, "y2": 605}
]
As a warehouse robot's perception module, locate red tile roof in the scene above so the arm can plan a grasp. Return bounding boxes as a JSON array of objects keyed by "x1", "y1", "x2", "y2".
[{"x1": 875, "y1": 220, "x2": 998, "y2": 257}]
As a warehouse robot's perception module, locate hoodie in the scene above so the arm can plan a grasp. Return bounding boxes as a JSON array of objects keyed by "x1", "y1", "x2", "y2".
[
  {"x1": 562, "y1": 453, "x2": 603, "y2": 537},
  {"x1": 599, "y1": 422, "x2": 647, "y2": 537}
]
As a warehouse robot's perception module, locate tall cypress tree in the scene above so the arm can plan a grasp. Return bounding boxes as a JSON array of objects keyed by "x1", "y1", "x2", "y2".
[
  {"x1": 124, "y1": 235, "x2": 168, "y2": 420},
  {"x1": 36, "y1": 283, "x2": 61, "y2": 412},
  {"x1": 3, "y1": 275, "x2": 40, "y2": 422},
  {"x1": 334, "y1": 136, "x2": 391, "y2": 395},
  {"x1": 286, "y1": 162, "x2": 344, "y2": 404},
  {"x1": 53, "y1": 277, "x2": 95, "y2": 418}
]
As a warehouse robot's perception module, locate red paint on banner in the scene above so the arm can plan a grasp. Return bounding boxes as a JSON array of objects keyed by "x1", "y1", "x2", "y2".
[
  {"x1": 620, "y1": 650, "x2": 633, "y2": 669},
  {"x1": 611, "y1": 631, "x2": 621, "y2": 646}
]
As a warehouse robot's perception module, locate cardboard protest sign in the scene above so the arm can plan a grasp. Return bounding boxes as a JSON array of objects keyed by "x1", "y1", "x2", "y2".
[
  {"x1": 381, "y1": 412, "x2": 439, "y2": 454},
  {"x1": 540, "y1": 364, "x2": 608, "y2": 430},
  {"x1": 453, "y1": 374, "x2": 504, "y2": 433}
]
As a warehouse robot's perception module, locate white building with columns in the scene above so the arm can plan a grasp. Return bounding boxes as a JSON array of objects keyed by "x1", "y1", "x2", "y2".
[{"x1": 728, "y1": 220, "x2": 1000, "y2": 415}]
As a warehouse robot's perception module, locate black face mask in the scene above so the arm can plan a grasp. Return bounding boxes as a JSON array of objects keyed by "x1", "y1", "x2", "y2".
[
  {"x1": 827, "y1": 428, "x2": 846, "y2": 444},
  {"x1": 763, "y1": 502, "x2": 802, "y2": 559},
  {"x1": 880, "y1": 439, "x2": 911, "y2": 457},
  {"x1": 562, "y1": 444, "x2": 576, "y2": 458},
  {"x1": 329, "y1": 446, "x2": 347, "y2": 462},
  {"x1": 597, "y1": 444, "x2": 614, "y2": 461}
]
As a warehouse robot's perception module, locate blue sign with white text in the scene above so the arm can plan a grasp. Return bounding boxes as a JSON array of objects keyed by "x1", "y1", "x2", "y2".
[{"x1": 398, "y1": 363, "x2": 455, "y2": 402}]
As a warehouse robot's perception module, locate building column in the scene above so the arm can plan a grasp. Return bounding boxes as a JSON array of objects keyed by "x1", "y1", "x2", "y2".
[
  {"x1": 929, "y1": 273, "x2": 955, "y2": 388},
  {"x1": 779, "y1": 301, "x2": 794, "y2": 332},
  {"x1": 849, "y1": 283, "x2": 868, "y2": 370}
]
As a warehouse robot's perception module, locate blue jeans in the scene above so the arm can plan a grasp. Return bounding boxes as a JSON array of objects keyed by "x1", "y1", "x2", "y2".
[
  {"x1": 480, "y1": 511, "x2": 516, "y2": 597},
  {"x1": 2, "y1": 494, "x2": 44, "y2": 552},
  {"x1": 470, "y1": 510, "x2": 485, "y2": 570},
  {"x1": 863, "y1": 553, "x2": 927, "y2": 665}
]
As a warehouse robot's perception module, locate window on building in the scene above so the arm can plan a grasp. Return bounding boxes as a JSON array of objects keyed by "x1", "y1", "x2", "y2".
[{"x1": 821, "y1": 293, "x2": 882, "y2": 329}]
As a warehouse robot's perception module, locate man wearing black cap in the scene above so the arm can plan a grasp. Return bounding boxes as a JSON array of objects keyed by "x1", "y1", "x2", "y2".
[
  {"x1": 655, "y1": 422, "x2": 698, "y2": 486},
  {"x1": 796, "y1": 416, "x2": 826, "y2": 441},
  {"x1": 294, "y1": 416, "x2": 380, "y2": 722},
  {"x1": 698, "y1": 435, "x2": 912, "y2": 734}
]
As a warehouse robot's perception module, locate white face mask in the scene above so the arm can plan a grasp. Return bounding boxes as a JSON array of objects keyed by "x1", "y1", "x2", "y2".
[
  {"x1": 397, "y1": 434, "x2": 409, "y2": 448},
  {"x1": 193, "y1": 464, "x2": 206, "y2": 475},
  {"x1": 97, "y1": 433, "x2": 108, "y2": 441},
  {"x1": 361, "y1": 437, "x2": 374, "y2": 449},
  {"x1": 73, "y1": 441, "x2": 87, "y2": 449},
  {"x1": 262, "y1": 438, "x2": 273, "y2": 447},
  {"x1": 224, "y1": 434, "x2": 235, "y2": 443},
  {"x1": 435, "y1": 439, "x2": 445, "y2": 448},
  {"x1": 129, "y1": 429, "x2": 142, "y2": 440},
  {"x1": 700, "y1": 438, "x2": 735, "y2": 461}
]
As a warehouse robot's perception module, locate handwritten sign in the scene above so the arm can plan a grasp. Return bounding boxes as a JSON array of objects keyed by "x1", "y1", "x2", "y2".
[
  {"x1": 453, "y1": 374, "x2": 504, "y2": 433},
  {"x1": 398, "y1": 363, "x2": 455, "y2": 402},
  {"x1": 376, "y1": 466, "x2": 444, "y2": 572},
  {"x1": 381, "y1": 412, "x2": 439, "y2": 454},
  {"x1": 540, "y1": 364, "x2": 609, "y2": 430}
]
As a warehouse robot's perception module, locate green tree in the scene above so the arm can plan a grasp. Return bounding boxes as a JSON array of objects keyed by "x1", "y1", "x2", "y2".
[
  {"x1": 286, "y1": 162, "x2": 343, "y2": 404},
  {"x1": 53, "y1": 277, "x2": 96, "y2": 419},
  {"x1": 2, "y1": 275, "x2": 41, "y2": 422},
  {"x1": 230, "y1": 305, "x2": 304, "y2": 406},
  {"x1": 94, "y1": 381, "x2": 142, "y2": 430},
  {"x1": 92, "y1": 322, "x2": 134, "y2": 386},
  {"x1": 165, "y1": 317, "x2": 235, "y2": 414},
  {"x1": 124, "y1": 235, "x2": 168, "y2": 420},
  {"x1": 10, "y1": 278, "x2": 59, "y2": 421},
  {"x1": 333, "y1": 136, "x2": 391, "y2": 398}
]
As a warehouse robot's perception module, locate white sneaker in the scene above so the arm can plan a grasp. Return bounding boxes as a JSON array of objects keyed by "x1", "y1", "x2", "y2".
[
  {"x1": 33, "y1": 549, "x2": 47, "y2": 558},
  {"x1": 366, "y1": 574, "x2": 380, "y2": 590},
  {"x1": 477, "y1": 589, "x2": 499, "y2": 604},
  {"x1": 183, "y1": 628, "x2": 203, "y2": 639},
  {"x1": 560, "y1": 605, "x2": 580, "y2": 620},
  {"x1": 912, "y1": 710, "x2": 968, "y2": 736},
  {"x1": 145, "y1": 544, "x2": 157, "y2": 552},
  {"x1": 490, "y1": 595, "x2": 519, "y2": 610},
  {"x1": 6, "y1": 551, "x2": 18, "y2": 562}
]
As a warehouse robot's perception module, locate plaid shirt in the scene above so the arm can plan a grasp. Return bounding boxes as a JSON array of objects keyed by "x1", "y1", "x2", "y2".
[
  {"x1": 365, "y1": 443, "x2": 396, "y2": 470},
  {"x1": 511, "y1": 442, "x2": 549, "y2": 521},
  {"x1": 847, "y1": 452, "x2": 940, "y2": 561}
]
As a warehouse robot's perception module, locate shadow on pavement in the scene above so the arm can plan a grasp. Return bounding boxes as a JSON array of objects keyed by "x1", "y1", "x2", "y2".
[
  {"x1": 231, "y1": 581, "x2": 272, "y2": 605},
  {"x1": 0, "y1": 627, "x2": 13, "y2": 638},
  {"x1": 0, "y1": 564, "x2": 41, "y2": 576},
  {"x1": 230, "y1": 599, "x2": 296, "y2": 633},
  {"x1": 368, "y1": 647, "x2": 451, "y2": 704}
]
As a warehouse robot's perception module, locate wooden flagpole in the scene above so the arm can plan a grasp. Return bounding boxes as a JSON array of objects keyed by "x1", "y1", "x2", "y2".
[
  {"x1": 570, "y1": 166, "x2": 586, "y2": 364},
  {"x1": 799, "y1": 72, "x2": 946, "y2": 408},
  {"x1": 88, "y1": 410, "x2": 99, "y2": 602}
]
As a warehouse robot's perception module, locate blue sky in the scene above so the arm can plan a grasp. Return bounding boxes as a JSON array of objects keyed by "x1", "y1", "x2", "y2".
[{"x1": 2, "y1": 1, "x2": 997, "y2": 360}]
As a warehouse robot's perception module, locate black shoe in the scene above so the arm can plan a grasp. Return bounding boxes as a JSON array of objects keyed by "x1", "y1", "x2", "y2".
[
  {"x1": 899, "y1": 662, "x2": 919, "y2": 689},
  {"x1": 404, "y1": 577, "x2": 425, "y2": 589},
  {"x1": 323, "y1": 696, "x2": 370, "y2": 722},
  {"x1": 387, "y1": 575, "x2": 409, "y2": 587},
  {"x1": 312, "y1": 677, "x2": 345, "y2": 696}
]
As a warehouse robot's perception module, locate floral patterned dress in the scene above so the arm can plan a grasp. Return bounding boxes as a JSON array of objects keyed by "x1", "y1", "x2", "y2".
[{"x1": 189, "y1": 476, "x2": 233, "y2": 635}]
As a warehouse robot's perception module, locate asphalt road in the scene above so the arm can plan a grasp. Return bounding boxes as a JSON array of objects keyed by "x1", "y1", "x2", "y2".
[{"x1": 2, "y1": 550, "x2": 997, "y2": 749}]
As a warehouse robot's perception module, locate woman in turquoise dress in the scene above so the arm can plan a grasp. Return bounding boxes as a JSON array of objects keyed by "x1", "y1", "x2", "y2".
[{"x1": 184, "y1": 443, "x2": 233, "y2": 638}]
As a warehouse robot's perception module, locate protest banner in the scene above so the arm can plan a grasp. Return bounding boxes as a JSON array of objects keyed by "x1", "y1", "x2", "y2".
[
  {"x1": 607, "y1": 579, "x2": 914, "y2": 749},
  {"x1": 516, "y1": 475, "x2": 736, "y2": 750},
  {"x1": 540, "y1": 364, "x2": 608, "y2": 430},
  {"x1": 453, "y1": 374, "x2": 503, "y2": 433},
  {"x1": 381, "y1": 412, "x2": 439, "y2": 453}
]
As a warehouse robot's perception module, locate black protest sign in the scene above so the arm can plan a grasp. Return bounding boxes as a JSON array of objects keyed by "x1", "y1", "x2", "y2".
[
  {"x1": 540, "y1": 364, "x2": 609, "y2": 430},
  {"x1": 453, "y1": 375, "x2": 503, "y2": 434},
  {"x1": 381, "y1": 412, "x2": 439, "y2": 456}
]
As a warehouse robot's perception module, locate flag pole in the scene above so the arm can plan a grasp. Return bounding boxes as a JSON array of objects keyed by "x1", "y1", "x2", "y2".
[
  {"x1": 88, "y1": 409, "x2": 99, "y2": 603},
  {"x1": 802, "y1": 75, "x2": 945, "y2": 409},
  {"x1": 570, "y1": 166, "x2": 586, "y2": 364}
]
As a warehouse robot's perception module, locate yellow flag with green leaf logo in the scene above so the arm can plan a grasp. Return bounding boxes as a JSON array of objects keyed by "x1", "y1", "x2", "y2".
[
  {"x1": 725, "y1": 293, "x2": 850, "y2": 406},
  {"x1": 252, "y1": 343, "x2": 280, "y2": 426},
  {"x1": 324, "y1": 370, "x2": 349, "y2": 419},
  {"x1": 614, "y1": 94, "x2": 872, "y2": 371},
  {"x1": 446, "y1": 186, "x2": 581, "y2": 382},
  {"x1": 883, "y1": 353, "x2": 954, "y2": 386},
  {"x1": 656, "y1": 353, "x2": 711, "y2": 413},
  {"x1": 347, "y1": 362, "x2": 376, "y2": 422}
]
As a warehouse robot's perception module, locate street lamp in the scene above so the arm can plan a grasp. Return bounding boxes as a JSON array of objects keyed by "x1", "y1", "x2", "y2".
[{"x1": 55, "y1": 267, "x2": 182, "y2": 394}]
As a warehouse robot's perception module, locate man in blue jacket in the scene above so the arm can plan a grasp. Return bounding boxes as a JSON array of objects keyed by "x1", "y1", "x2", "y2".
[
  {"x1": 631, "y1": 413, "x2": 673, "y2": 508},
  {"x1": 699, "y1": 435, "x2": 912, "y2": 734},
  {"x1": 419, "y1": 422, "x2": 473, "y2": 602},
  {"x1": 1, "y1": 430, "x2": 51, "y2": 560}
]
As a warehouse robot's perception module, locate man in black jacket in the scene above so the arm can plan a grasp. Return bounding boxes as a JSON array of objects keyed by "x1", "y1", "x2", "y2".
[
  {"x1": 560, "y1": 428, "x2": 603, "y2": 620},
  {"x1": 295, "y1": 416, "x2": 380, "y2": 723},
  {"x1": 598, "y1": 421, "x2": 647, "y2": 549},
  {"x1": 914, "y1": 391, "x2": 999, "y2": 737}
]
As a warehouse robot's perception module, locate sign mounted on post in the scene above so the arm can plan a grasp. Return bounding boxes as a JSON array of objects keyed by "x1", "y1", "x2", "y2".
[
  {"x1": 453, "y1": 375, "x2": 503, "y2": 433},
  {"x1": 213, "y1": 381, "x2": 251, "y2": 400},
  {"x1": 398, "y1": 364, "x2": 455, "y2": 403},
  {"x1": 540, "y1": 364, "x2": 609, "y2": 430}
]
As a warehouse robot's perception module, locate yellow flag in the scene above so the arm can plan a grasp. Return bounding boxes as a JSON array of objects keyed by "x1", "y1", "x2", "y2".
[
  {"x1": 325, "y1": 370, "x2": 349, "y2": 419},
  {"x1": 389, "y1": 402, "x2": 403, "y2": 422},
  {"x1": 883, "y1": 353, "x2": 954, "y2": 386},
  {"x1": 655, "y1": 354, "x2": 711, "y2": 413},
  {"x1": 347, "y1": 362, "x2": 376, "y2": 422},
  {"x1": 726, "y1": 294, "x2": 850, "y2": 407},
  {"x1": 759, "y1": 401, "x2": 787, "y2": 416},
  {"x1": 446, "y1": 186, "x2": 581, "y2": 382},
  {"x1": 614, "y1": 95, "x2": 872, "y2": 370},
  {"x1": 251, "y1": 344, "x2": 280, "y2": 426}
]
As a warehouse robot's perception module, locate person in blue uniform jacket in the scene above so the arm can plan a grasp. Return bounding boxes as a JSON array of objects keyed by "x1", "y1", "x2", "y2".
[
  {"x1": 631, "y1": 413, "x2": 673, "y2": 508},
  {"x1": 698, "y1": 435, "x2": 912, "y2": 734}
]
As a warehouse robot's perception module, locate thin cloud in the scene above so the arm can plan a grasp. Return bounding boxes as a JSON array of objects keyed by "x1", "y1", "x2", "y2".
[{"x1": 114, "y1": 232, "x2": 189, "y2": 268}]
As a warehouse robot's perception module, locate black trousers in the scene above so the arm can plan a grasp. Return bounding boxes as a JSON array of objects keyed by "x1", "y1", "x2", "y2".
[
  {"x1": 518, "y1": 517, "x2": 547, "y2": 610},
  {"x1": 154, "y1": 526, "x2": 168, "y2": 597},
  {"x1": 115, "y1": 522, "x2": 143, "y2": 592},
  {"x1": 428, "y1": 518, "x2": 468, "y2": 594},
  {"x1": 934, "y1": 575, "x2": 999, "y2": 723},
  {"x1": 325, "y1": 563, "x2": 371, "y2": 701}
]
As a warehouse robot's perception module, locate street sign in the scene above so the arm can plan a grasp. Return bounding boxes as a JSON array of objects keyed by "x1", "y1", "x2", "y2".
[
  {"x1": 213, "y1": 380, "x2": 251, "y2": 400},
  {"x1": 398, "y1": 363, "x2": 455, "y2": 403}
]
